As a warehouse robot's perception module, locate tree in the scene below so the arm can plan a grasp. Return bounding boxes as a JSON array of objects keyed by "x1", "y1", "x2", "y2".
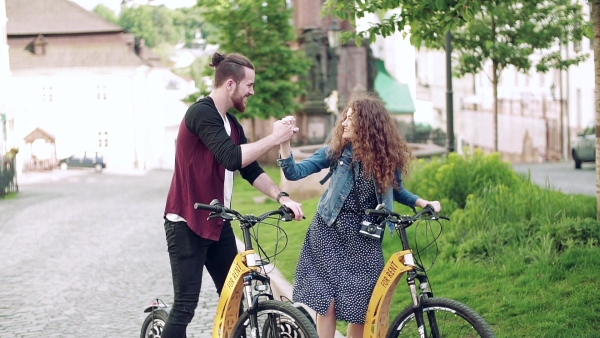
[
  {"x1": 199, "y1": 0, "x2": 311, "y2": 121},
  {"x1": 591, "y1": 0, "x2": 600, "y2": 219},
  {"x1": 152, "y1": 5, "x2": 179, "y2": 46},
  {"x1": 171, "y1": 7, "x2": 217, "y2": 48},
  {"x1": 450, "y1": 1, "x2": 588, "y2": 152},
  {"x1": 321, "y1": 0, "x2": 477, "y2": 47},
  {"x1": 118, "y1": 5, "x2": 158, "y2": 47},
  {"x1": 323, "y1": 0, "x2": 588, "y2": 152},
  {"x1": 93, "y1": 4, "x2": 118, "y2": 25}
]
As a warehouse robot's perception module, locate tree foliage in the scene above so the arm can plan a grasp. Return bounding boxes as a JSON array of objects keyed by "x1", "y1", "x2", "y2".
[
  {"x1": 199, "y1": 0, "x2": 311, "y2": 120},
  {"x1": 171, "y1": 7, "x2": 218, "y2": 48},
  {"x1": 97, "y1": 4, "x2": 216, "y2": 90},
  {"x1": 451, "y1": 1, "x2": 589, "y2": 77},
  {"x1": 321, "y1": 0, "x2": 478, "y2": 47},
  {"x1": 92, "y1": 4, "x2": 118, "y2": 25},
  {"x1": 118, "y1": 5, "x2": 159, "y2": 47},
  {"x1": 591, "y1": 0, "x2": 600, "y2": 219},
  {"x1": 453, "y1": 1, "x2": 589, "y2": 151}
]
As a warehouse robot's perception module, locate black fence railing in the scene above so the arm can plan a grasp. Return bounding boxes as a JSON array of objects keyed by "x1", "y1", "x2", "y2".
[
  {"x1": 396, "y1": 121, "x2": 446, "y2": 146},
  {"x1": 1, "y1": 156, "x2": 18, "y2": 196}
]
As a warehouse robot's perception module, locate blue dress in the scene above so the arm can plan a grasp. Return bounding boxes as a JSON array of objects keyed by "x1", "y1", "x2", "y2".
[{"x1": 292, "y1": 164, "x2": 383, "y2": 324}]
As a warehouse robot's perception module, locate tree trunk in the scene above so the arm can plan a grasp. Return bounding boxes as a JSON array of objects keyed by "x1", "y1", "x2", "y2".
[
  {"x1": 593, "y1": 0, "x2": 600, "y2": 219},
  {"x1": 491, "y1": 14, "x2": 499, "y2": 153},
  {"x1": 492, "y1": 60, "x2": 499, "y2": 153}
]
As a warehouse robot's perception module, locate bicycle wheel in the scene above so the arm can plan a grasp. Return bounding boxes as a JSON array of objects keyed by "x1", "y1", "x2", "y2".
[
  {"x1": 231, "y1": 300, "x2": 318, "y2": 338},
  {"x1": 140, "y1": 308, "x2": 168, "y2": 338},
  {"x1": 387, "y1": 298, "x2": 495, "y2": 338}
]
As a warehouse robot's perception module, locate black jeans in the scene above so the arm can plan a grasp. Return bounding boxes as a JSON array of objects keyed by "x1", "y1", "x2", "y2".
[{"x1": 161, "y1": 219, "x2": 238, "y2": 338}]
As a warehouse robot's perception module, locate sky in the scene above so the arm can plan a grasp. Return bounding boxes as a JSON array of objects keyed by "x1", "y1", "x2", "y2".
[{"x1": 69, "y1": 0, "x2": 198, "y2": 14}]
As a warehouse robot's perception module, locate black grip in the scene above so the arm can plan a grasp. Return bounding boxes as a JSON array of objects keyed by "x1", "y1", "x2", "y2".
[
  {"x1": 194, "y1": 203, "x2": 221, "y2": 213},
  {"x1": 364, "y1": 208, "x2": 390, "y2": 217}
]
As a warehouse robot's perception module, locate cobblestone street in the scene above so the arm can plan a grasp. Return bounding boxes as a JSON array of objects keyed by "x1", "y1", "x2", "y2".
[{"x1": 0, "y1": 169, "x2": 218, "y2": 337}]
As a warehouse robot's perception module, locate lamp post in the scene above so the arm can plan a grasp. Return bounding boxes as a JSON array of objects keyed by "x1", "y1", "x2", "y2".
[
  {"x1": 445, "y1": 32, "x2": 455, "y2": 154},
  {"x1": 327, "y1": 19, "x2": 341, "y2": 52},
  {"x1": 326, "y1": 18, "x2": 341, "y2": 97},
  {"x1": 324, "y1": 19, "x2": 341, "y2": 142}
]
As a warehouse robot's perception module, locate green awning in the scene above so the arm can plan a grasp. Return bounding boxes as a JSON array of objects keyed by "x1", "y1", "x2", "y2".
[{"x1": 374, "y1": 60, "x2": 415, "y2": 114}]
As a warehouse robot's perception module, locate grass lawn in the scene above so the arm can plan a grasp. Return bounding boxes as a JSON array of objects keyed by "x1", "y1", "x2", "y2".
[{"x1": 231, "y1": 166, "x2": 600, "y2": 338}]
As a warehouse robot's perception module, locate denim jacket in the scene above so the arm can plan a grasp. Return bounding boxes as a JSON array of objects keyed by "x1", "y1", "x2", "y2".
[{"x1": 277, "y1": 145, "x2": 419, "y2": 233}]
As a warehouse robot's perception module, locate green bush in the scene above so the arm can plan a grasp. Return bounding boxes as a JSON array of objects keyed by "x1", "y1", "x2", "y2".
[
  {"x1": 405, "y1": 150, "x2": 521, "y2": 209},
  {"x1": 403, "y1": 152, "x2": 597, "y2": 266},
  {"x1": 540, "y1": 217, "x2": 600, "y2": 253}
]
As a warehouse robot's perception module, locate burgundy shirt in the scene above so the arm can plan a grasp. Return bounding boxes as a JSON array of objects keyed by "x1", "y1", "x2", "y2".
[{"x1": 164, "y1": 96, "x2": 264, "y2": 240}]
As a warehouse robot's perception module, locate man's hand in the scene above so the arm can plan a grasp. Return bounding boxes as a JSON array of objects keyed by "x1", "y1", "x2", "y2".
[
  {"x1": 272, "y1": 120, "x2": 297, "y2": 143},
  {"x1": 279, "y1": 196, "x2": 304, "y2": 221},
  {"x1": 280, "y1": 115, "x2": 299, "y2": 134}
]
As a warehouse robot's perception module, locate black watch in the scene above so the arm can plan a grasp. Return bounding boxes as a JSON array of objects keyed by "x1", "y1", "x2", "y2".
[{"x1": 276, "y1": 191, "x2": 290, "y2": 203}]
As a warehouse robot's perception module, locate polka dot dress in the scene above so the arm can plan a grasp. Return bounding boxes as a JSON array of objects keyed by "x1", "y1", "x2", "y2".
[{"x1": 292, "y1": 164, "x2": 383, "y2": 324}]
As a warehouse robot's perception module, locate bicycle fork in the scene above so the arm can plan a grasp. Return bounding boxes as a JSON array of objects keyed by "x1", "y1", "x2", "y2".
[
  {"x1": 406, "y1": 265, "x2": 439, "y2": 338},
  {"x1": 243, "y1": 272, "x2": 274, "y2": 338}
]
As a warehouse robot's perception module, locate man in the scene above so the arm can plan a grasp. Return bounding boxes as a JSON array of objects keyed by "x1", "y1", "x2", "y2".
[{"x1": 162, "y1": 52, "x2": 304, "y2": 337}]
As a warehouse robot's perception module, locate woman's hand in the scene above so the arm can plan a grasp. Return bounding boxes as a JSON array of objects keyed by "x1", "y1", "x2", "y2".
[
  {"x1": 279, "y1": 116, "x2": 296, "y2": 158},
  {"x1": 416, "y1": 198, "x2": 441, "y2": 213}
]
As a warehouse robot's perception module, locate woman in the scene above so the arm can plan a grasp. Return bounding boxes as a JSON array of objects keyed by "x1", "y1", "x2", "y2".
[{"x1": 277, "y1": 93, "x2": 441, "y2": 338}]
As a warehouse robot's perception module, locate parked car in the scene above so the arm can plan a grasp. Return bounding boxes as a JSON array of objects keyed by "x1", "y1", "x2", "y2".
[
  {"x1": 58, "y1": 151, "x2": 106, "y2": 173},
  {"x1": 571, "y1": 124, "x2": 595, "y2": 169}
]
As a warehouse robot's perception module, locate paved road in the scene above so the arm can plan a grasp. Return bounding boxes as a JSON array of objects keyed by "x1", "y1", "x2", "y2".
[
  {"x1": 0, "y1": 169, "x2": 217, "y2": 338},
  {"x1": 512, "y1": 161, "x2": 596, "y2": 196}
]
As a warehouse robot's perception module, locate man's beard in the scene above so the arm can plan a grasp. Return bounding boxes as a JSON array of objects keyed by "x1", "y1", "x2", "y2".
[{"x1": 231, "y1": 87, "x2": 247, "y2": 112}]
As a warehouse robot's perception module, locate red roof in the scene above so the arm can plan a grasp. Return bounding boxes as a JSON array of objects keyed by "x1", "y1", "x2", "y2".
[
  {"x1": 6, "y1": 0, "x2": 123, "y2": 36},
  {"x1": 5, "y1": 0, "x2": 159, "y2": 69}
]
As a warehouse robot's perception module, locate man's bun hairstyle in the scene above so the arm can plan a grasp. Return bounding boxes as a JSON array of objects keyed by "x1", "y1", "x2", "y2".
[
  {"x1": 209, "y1": 52, "x2": 226, "y2": 68},
  {"x1": 210, "y1": 52, "x2": 254, "y2": 88}
]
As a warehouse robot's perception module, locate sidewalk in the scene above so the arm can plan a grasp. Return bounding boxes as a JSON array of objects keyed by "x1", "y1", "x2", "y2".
[{"x1": 17, "y1": 168, "x2": 149, "y2": 185}]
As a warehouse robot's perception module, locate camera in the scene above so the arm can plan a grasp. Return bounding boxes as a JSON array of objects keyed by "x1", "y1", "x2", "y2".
[{"x1": 359, "y1": 220, "x2": 383, "y2": 240}]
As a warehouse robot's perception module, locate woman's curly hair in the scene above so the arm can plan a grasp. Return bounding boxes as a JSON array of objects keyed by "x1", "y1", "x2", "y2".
[{"x1": 328, "y1": 92, "x2": 412, "y2": 193}]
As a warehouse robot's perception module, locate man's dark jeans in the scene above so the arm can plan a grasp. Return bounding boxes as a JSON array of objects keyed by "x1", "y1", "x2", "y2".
[{"x1": 161, "y1": 219, "x2": 237, "y2": 338}]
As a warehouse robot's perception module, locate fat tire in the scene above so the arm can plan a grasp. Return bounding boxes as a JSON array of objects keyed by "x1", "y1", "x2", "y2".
[
  {"x1": 386, "y1": 297, "x2": 495, "y2": 338},
  {"x1": 231, "y1": 300, "x2": 318, "y2": 338},
  {"x1": 140, "y1": 308, "x2": 168, "y2": 338}
]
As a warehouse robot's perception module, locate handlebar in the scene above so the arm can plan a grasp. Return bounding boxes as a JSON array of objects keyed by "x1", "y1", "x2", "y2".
[
  {"x1": 364, "y1": 204, "x2": 449, "y2": 227},
  {"x1": 193, "y1": 202, "x2": 222, "y2": 213},
  {"x1": 194, "y1": 199, "x2": 297, "y2": 223}
]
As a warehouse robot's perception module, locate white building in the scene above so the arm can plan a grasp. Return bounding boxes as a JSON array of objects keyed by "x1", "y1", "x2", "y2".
[
  {"x1": 0, "y1": 0, "x2": 9, "y2": 154},
  {"x1": 5, "y1": 0, "x2": 195, "y2": 172}
]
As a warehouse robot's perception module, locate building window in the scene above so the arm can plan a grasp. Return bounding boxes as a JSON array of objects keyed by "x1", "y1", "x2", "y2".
[
  {"x1": 98, "y1": 131, "x2": 109, "y2": 147},
  {"x1": 42, "y1": 86, "x2": 53, "y2": 102},
  {"x1": 97, "y1": 85, "x2": 107, "y2": 101}
]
